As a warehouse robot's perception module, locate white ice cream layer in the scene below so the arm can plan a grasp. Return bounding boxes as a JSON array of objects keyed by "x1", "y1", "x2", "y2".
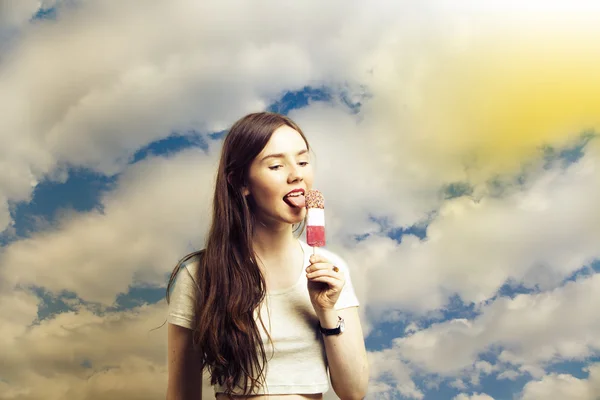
[{"x1": 306, "y1": 208, "x2": 325, "y2": 226}]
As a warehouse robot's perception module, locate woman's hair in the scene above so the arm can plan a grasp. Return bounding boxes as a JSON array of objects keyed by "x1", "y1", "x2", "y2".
[{"x1": 166, "y1": 112, "x2": 310, "y2": 395}]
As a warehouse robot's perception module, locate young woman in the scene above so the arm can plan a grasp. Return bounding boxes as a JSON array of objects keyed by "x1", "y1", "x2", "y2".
[{"x1": 165, "y1": 112, "x2": 369, "y2": 399}]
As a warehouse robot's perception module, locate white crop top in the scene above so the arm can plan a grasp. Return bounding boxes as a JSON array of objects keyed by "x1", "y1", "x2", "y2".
[{"x1": 167, "y1": 240, "x2": 360, "y2": 395}]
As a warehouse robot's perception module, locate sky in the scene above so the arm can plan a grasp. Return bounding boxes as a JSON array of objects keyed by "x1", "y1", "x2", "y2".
[{"x1": 1, "y1": 1, "x2": 600, "y2": 399}]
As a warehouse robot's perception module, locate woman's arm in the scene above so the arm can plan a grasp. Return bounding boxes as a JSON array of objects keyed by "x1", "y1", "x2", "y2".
[
  {"x1": 318, "y1": 307, "x2": 369, "y2": 400},
  {"x1": 166, "y1": 323, "x2": 204, "y2": 400}
]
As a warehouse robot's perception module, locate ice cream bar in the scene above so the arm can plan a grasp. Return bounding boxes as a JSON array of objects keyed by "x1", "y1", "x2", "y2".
[{"x1": 305, "y1": 189, "x2": 325, "y2": 247}]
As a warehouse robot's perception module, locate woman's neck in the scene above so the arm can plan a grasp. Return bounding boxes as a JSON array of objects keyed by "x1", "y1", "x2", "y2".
[{"x1": 251, "y1": 221, "x2": 299, "y2": 265}]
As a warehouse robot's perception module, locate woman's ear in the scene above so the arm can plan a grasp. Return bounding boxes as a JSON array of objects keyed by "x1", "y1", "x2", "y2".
[{"x1": 242, "y1": 186, "x2": 250, "y2": 197}]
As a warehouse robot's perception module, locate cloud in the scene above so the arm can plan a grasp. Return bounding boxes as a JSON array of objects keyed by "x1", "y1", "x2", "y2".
[
  {"x1": 360, "y1": 1, "x2": 600, "y2": 192},
  {"x1": 366, "y1": 348, "x2": 423, "y2": 399},
  {"x1": 520, "y1": 363, "x2": 600, "y2": 400},
  {"x1": 0, "y1": 296, "x2": 215, "y2": 400},
  {"x1": 388, "y1": 273, "x2": 600, "y2": 379},
  {"x1": 338, "y1": 137, "x2": 600, "y2": 315},
  {"x1": 0, "y1": 288, "x2": 40, "y2": 348},
  {"x1": 0, "y1": 146, "x2": 221, "y2": 304},
  {"x1": 0, "y1": 0, "x2": 40, "y2": 30},
  {"x1": 452, "y1": 393, "x2": 494, "y2": 400},
  {"x1": 453, "y1": 393, "x2": 495, "y2": 400}
]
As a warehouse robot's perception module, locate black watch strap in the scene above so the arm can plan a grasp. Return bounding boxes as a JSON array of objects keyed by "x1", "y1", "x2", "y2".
[{"x1": 318, "y1": 316, "x2": 344, "y2": 336}]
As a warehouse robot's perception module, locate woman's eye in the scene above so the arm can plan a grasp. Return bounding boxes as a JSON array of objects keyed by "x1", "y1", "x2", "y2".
[{"x1": 269, "y1": 161, "x2": 308, "y2": 170}]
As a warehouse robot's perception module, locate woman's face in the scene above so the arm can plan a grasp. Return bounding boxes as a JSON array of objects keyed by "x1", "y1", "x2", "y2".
[{"x1": 244, "y1": 125, "x2": 314, "y2": 227}]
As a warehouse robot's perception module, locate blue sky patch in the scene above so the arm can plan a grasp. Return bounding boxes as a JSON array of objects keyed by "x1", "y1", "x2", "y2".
[
  {"x1": 443, "y1": 181, "x2": 473, "y2": 199},
  {"x1": 268, "y1": 86, "x2": 332, "y2": 115},
  {"x1": 7, "y1": 167, "x2": 115, "y2": 242},
  {"x1": 542, "y1": 130, "x2": 597, "y2": 170},
  {"x1": 559, "y1": 259, "x2": 600, "y2": 286},
  {"x1": 30, "y1": 286, "x2": 79, "y2": 323},
  {"x1": 130, "y1": 131, "x2": 209, "y2": 164},
  {"x1": 32, "y1": 7, "x2": 57, "y2": 21}
]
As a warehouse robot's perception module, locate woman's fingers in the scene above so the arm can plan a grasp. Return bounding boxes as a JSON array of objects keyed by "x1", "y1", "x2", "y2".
[
  {"x1": 306, "y1": 262, "x2": 338, "y2": 274},
  {"x1": 309, "y1": 254, "x2": 329, "y2": 264},
  {"x1": 306, "y1": 266, "x2": 344, "y2": 282},
  {"x1": 307, "y1": 276, "x2": 340, "y2": 288}
]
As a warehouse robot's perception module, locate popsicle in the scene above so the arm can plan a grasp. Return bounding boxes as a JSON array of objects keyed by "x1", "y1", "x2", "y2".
[{"x1": 305, "y1": 189, "x2": 325, "y2": 253}]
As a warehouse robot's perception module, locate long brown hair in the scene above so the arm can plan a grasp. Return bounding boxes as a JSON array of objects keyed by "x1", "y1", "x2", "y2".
[{"x1": 166, "y1": 112, "x2": 310, "y2": 395}]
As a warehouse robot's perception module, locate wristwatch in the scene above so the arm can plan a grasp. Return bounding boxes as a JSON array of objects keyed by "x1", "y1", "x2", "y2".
[{"x1": 318, "y1": 316, "x2": 345, "y2": 336}]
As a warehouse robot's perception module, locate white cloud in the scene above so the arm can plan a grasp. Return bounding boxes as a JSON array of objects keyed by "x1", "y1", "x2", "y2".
[
  {"x1": 450, "y1": 379, "x2": 468, "y2": 390},
  {"x1": 340, "y1": 137, "x2": 600, "y2": 315},
  {"x1": 497, "y1": 370, "x2": 520, "y2": 381},
  {"x1": 0, "y1": 0, "x2": 40, "y2": 30},
  {"x1": 0, "y1": 297, "x2": 216, "y2": 400},
  {"x1": 0, "y1": 146, "x2": 219, "y2": 304},
  {"x1": 366, "y1": 348, "x2": 423, "y2": 399},
  {"x1": 520, "y1": 364, "x2": 600, "y2": 400},
  {"x1": 453, "y1": 393, "x2": 495, "y2": 400},
  {"x1": 387, "y1": 273, "x2": 600, "y2": 378},
  {"x1": 0, "y1": 288, "x2": 40, "y2": 348}
]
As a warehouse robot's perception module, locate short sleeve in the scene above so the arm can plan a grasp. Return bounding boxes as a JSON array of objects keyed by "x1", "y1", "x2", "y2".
[
  {"x1": 167, "y1": 260, "x2": 199, "y2": 329},
  {"x1": 332, "y1": 256, "x2": 360, "y2": 311}
]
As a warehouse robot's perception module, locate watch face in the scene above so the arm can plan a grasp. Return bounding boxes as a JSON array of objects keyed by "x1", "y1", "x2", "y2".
[{"x1": 339, "y1": 320, "x2": 345, "y2": 333}]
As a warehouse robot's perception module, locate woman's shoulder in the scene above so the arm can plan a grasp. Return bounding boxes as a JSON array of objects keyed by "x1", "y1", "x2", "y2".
[{"x1": 177, "y1": 250, "x2": 204, "y2": 275}]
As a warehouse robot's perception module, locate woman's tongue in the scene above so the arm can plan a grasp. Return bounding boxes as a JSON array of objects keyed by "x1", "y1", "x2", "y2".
[{"x1": 284, "y1": 194, "x2": 305, "y2": 208}]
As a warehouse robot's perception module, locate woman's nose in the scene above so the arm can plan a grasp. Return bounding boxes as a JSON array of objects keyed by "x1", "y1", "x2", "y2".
[{"x1": 288, "y1": 165, "x2": 303, "y2": 182}]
